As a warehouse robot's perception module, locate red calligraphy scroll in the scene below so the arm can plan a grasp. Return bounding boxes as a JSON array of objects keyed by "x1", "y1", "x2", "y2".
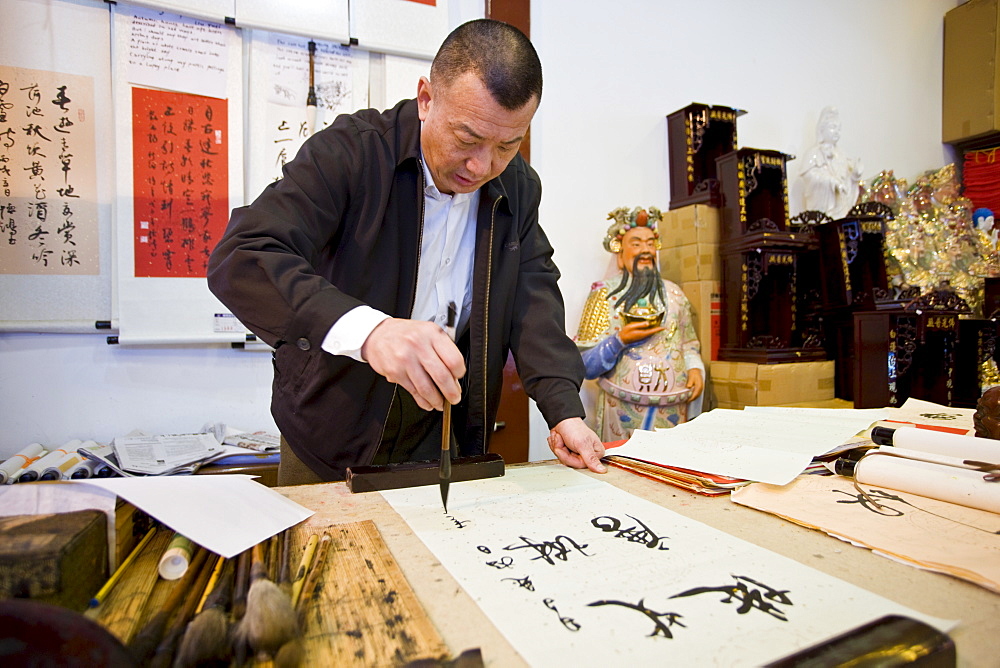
[{"x1": 131, "y1": 87, "x2": 228, "y2": 278}]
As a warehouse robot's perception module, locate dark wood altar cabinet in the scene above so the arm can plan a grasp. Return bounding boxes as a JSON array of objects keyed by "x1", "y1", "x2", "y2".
[
  {"x1": 715, "y1": 148, "x2": 826, "y2": 363},
  {"x1": 666, "y1": 103, "x2": 745, "y2": 210}
]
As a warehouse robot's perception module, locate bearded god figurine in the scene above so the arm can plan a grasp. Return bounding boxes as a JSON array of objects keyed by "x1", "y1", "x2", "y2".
[{"x1": 575, "y1": 206, "x2": 705, "y2": 441}]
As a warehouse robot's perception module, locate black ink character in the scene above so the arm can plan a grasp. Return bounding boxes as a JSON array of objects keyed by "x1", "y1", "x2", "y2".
[
  {"x1": 671, "y1": 575, "x2": 791, "y2": 621},
  {"x1": 504, "y1": 535, "x2": 591, "y2": 565},
  {"x1": 832, "y1": 488, "x2": 907, "y2": 516},
  {"x1": 501, "y1": 575, "x2": 535, "y2": 591},
  {"x1": 484, "y1": 556, "x2": 514, "y2": 570},
  {"x1": 592, "y1": 514, "x2": 670, "y2": 550},
  {"x1": 588, "y1": 598, "x2": 685, "y2": 638},
  {"x1": 543, "y1": 598, "x2": 581, "y2": 632}
]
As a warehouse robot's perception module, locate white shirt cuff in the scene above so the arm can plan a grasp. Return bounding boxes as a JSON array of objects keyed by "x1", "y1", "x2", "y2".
[{"x1": 321, "y1": 305, "x2": 391, "y2": 362}]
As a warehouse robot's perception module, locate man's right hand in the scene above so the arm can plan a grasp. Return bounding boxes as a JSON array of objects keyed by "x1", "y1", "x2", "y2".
[
  {"x1": 618, "y1": 320, "x2": 665, "y2": 345},
  {"x1": 361, "y1": 318, "x2": 465, "y2": 411}
]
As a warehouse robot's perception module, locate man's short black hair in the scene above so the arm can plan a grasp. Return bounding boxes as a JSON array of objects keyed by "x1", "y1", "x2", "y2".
[{"x1": 431, "y1": 19, "x2": 542, "y2": 111}]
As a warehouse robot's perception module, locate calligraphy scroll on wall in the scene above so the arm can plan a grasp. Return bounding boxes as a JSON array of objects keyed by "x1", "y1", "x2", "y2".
[{"x1": 0, "y1": 66, "x2": 98, "y2": 277}]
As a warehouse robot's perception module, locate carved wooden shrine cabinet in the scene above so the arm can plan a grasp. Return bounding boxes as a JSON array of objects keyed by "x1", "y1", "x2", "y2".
[
  {"x1": 853, "y1": 286, "x2": 972, "y2": 408},
  {"x1": 715, "y1": 148, "x2": 826, "y2": 363},
  {"x1": 666, "y1": 103, "x2": 744, "y2": 210}
]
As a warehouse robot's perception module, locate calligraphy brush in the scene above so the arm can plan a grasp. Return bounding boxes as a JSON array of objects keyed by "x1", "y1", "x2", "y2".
[
  {"x1": 173, "y1": 557, "x2": 235, "y2": 668},
  {"x1": 235, "y1": 541, "x2": 299, "y2": 658},
  {"x1": 305, "y1": 40, "x2": 317, "y2": 137},
  {"x1": 127, "y1": 547, "x2": 210, "y2": 665},
  {"x1": 440, "y1": 300, "x2": 457, "y2": 513},
  {"x1": 148, "y1": 552, "x2": 219, "y2": 668}
]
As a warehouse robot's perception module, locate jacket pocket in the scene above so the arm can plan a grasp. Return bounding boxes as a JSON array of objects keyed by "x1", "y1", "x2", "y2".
[{"x1": 272, "y1": 344, "x2": 319, "y2": 396}]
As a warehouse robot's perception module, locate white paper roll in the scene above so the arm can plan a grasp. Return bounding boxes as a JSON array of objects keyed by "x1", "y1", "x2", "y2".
[
  {"x1": 886, "y1": 426, "x2": 1000, "y2": 463},
  {"x1": 855, "y1": 451, "x2": 1000, "y2": 514},
  {"x1": 42, "y1": 451, "x2": 87, "y2": 481},
  {"x1": 158, "y1": 534, "x2": 195, "y2": 580},
  {"x1": 0, "y1": 443, "x2": 46, "y2": 484},
  {"x1": 18, "y1": 441, "x2": 80, "y2": 482}
]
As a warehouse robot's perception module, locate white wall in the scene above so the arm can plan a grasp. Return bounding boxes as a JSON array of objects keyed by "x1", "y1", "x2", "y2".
[{"x1": 0, "y1": 0, "x2": 961, "y2": 460}]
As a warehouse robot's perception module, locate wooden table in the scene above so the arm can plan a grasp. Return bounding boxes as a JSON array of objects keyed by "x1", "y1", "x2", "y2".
[{"x1": 279, "y1": 462, "x2": 1000, "y2": 667}]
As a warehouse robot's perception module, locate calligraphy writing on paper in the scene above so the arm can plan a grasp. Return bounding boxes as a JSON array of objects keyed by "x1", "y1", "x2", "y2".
[
  {"x1": 591, "y1": 514, "x2": 671, "y2": 550},
  {"x1": 131, "y1": 87, "x2": 228, "y2": 278},
  {"x1": 670, "y1": 575, "x2": 792, "y2": 620}
]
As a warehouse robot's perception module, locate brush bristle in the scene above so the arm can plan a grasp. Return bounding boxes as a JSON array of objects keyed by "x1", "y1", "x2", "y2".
[
  {"x1": 236, "y1": 579, "x2": 298, "y2": 656},
  {"x1": 173, "y1": 607, "x2": 231, "y2": 668}
]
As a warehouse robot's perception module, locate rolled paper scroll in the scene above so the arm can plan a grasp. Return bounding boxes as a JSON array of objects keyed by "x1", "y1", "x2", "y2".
[
  {"x1": 0, "y1": 443, "x2": 46, "y2": 484},
  {"x1": 159, "y1": 533, "x2": 196, "y2": 580}
]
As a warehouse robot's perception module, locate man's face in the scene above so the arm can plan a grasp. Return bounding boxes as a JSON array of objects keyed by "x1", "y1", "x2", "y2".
[
  {"x1": 417, "y1": 71, "x2": 537, "y2": 195},
  {"x1": 618, "y1": 227, "x2": 659, "y2": 273}
]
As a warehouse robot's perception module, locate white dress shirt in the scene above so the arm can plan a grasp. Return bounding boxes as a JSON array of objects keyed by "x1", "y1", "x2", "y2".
[{"x1": 322, "y1": 150, "x2": 479, "y2": 360}]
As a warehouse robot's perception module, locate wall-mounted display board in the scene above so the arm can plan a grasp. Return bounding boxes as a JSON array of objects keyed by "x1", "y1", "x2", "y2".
[
  {"x1": 234, "y1": 0, "x2": 350, "y2": 43},
  {"x1": 351, "y1": 0, "x2": 450, "y2": 59},
  {"x1": 0, "y1": 0, "x2": 114, "y2": 332},
  {"x1": 111, "y1": 3, "x2": 247, "y2": 344},
  {"x1": 122, "y1": 0, "x2": 235, "y2": 25},
  {"x1": 244, "y1": 30, "x2": 370, "y2": 202},
  {"x1": 2, "y1": 0, "x2": 466, "y2": 339}
]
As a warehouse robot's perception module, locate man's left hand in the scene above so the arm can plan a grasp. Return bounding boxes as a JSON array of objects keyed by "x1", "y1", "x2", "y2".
[{"x1": 547, "y1": 418, "x2": 606, "y2": 473}]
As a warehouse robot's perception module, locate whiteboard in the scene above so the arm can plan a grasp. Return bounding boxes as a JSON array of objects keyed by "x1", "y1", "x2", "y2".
[
  {"x1": 351, "y1": 0, "x2": 451, "y2": 59},
  {"x1": 0, "y1": 0, "x2": 114, "y2": 332},
  {"x1": 122, "y1": 0, "x2": 235, "y2": 24},
  {"x1": 234, "y1": 0, "x2": 350, "y2": 43}
]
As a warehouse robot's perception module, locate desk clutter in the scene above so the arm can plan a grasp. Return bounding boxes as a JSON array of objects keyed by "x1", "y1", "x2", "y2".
[
  {"x1": 663, "y1": 102, "x2": 1000, "y2": 411},
  {"x1": 1, "y1": 519, "x2": 453, "y2": 667},
  {"x1": 0, "y1": 425, "x2": 280, "y2": 484}
]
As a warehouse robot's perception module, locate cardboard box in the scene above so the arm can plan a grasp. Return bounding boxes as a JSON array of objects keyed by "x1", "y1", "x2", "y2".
[
  {"x1": 943, "y1": 0, "x2": 1000, "y2": 144},
  {"x1": 682, "y1": 280, "x2": 721, "y2": 361},
  {"x1": 709, "y1": 360, "x2": 835, "y2": 409},
  {"x1": 660, "y1": 204, "x2": 720, "y2": 247},
  {"x1": 660, "y1": 241, "x2": 721, "y2": 283}
]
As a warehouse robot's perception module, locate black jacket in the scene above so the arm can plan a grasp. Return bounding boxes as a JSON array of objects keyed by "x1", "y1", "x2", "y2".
[{"x1": 207, "y1": 99, "x2": 586, "y2": 480}]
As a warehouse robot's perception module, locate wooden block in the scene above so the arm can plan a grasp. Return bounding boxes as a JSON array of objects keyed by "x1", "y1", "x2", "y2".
[
  {"x1": 0, "y1": 510, "x2": 108, "y2": 611},
  {"x1": 346, "y1": 453, "x2": 505, "y2": 493}
]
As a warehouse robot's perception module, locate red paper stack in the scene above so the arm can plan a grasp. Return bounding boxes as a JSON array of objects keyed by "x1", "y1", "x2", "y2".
[{"x1": 964, "y1": 148, "x2": 1000, "y2": 215}]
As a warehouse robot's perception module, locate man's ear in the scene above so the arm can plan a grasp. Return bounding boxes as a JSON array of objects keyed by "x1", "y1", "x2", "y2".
[{"x1": 416, "y1": 76, "x2": 432, "y2": 121}]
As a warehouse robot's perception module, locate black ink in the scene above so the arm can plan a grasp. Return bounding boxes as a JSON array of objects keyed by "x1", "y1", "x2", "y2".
[
  {"x1": 671, "y1": 575, "x2": 791, "y2": 621},
  {"x1": 588, "y1": 598, "x2": 685, "y2": 638},
  {"x1": 504, "y1": 535, "x2": 591, "y2": 565},
  {"x1": 501, "y1": 575, "x2": 535, "y2": 591},
  {"x1": 484, "y1": 556, "x2": 514, "y2": 570},
  {"x1": 592, "y1": 514, "x2": 670, "y2": 550},
  {"x1": 543, "y1": 598, "x2": 581, "y2": 632}
]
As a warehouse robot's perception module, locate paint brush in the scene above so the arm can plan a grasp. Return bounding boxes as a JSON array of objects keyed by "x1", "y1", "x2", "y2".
[
  {"x1": 148, "y1": 552, "x2": 219, "y2": 668},
  {"x1": 295, "y1": 532, "x2": 331, "y2": 625},
  {"x1": 290, "y1": 533, "x2": 319, "y2": 607},
  {"x1": 440, "y1": 300, "x2": 457, "y2": 513},
  {"x1": 127, "y1": 547, "x2": 210, "y2": 665},
  {"x1": 235, "y1": 541, "x2": 299, "y2": 659},
  {"x1": 173, "y1": 557, "x2": 235, "y2": 668}
]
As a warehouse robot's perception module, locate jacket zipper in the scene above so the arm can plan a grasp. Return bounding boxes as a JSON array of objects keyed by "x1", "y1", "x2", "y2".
[
  {"x1": 374, "y1": 159, "x2": 427, "y2": 457},
  {"x1": 482, "y1": 195, "x2": 501, "y2": 453}
]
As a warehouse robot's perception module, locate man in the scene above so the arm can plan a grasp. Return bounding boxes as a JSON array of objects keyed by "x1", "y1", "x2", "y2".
[
  {"x1": 207, "y1": 19, "x2": 605, "y2": 484},
  {"x1": 575, "y1": 207, "x2": 704, "y2": 441}
]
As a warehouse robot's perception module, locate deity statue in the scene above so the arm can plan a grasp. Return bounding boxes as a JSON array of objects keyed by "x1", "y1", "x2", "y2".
[
  {"x1": 574, "y1": 207, "x2": 705, "y2": 441},
  {"x1": 800, "y1": 106, "x2": 864, "y2": 220}
]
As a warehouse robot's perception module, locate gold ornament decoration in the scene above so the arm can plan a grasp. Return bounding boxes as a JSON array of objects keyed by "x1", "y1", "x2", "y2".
[{"x1": 603, "y1": 206, "x2": 663, "y2": 254}]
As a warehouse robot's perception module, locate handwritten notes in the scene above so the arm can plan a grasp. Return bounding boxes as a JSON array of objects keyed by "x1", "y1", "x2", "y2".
[
  {"x1": 126, "y1": 6, "x2": 229, "y2": 99},
  {"x1": 382, "y1": 465, "x2": 949, "y2": 665},
  {"x1": 0, "y1": 66, "x2": 98, "y2": 275}
]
